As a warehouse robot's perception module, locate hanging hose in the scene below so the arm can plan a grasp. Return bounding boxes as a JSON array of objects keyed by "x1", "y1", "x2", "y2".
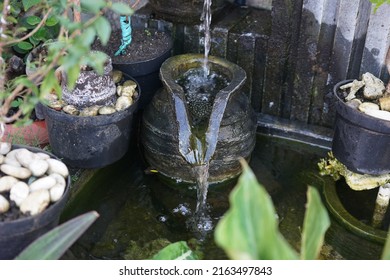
[{"x1": 115, "y1": 15, "x2": 132, "y2": 56}]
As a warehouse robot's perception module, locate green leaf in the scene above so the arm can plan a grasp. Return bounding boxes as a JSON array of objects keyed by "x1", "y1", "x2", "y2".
[
  {"x1": 40, "y1": 69, "x2": 62, "y2": 97},
  {"x1": 16, "y1": 41, "x2": 33, "y2": 51},
  {"x1": 94, "y1": 17, "x2": 111, "y2": 46},
  {"x1": 80, "y1": 0, "x2": 106, "y2": 14},
  {"x1": 11, "y1": 99, "x2": 23, "y2": 108},
  {"x1": 381, "y1": 229, "x2": 390, "y2": 260},
  {"x1": 300, "y1": 186, "x2": 330, "y2": 260},
  {"x1": 45, "y1": 16, "x2": 59, "y2": 27},
  {"x1": 215, "y1": 160, "x2": 299, "y2": 260},
  {"x1": 84, "y1": 51, "x2": 108, "y2": 75},
  {"x1": 111, "y1": 2, "x2": 134, "y2": 16},
  {"x1": 6, "y1": 15, "x2": 18, "y2": 24},
  {"x1": 79, "y1": 27, "x2": 96, "y2": 47},
  {"x1": 32, "y1": 27, "x2": 49, "y2": 42},
  {"x1": 26, "y1": 15, "x2": 41, "y2": 26},
  {"x1": 22, "y1": 0, "x2": 41, "y2": 11},
  {"x1": 66, "y1": 64, "x2": 81, "y2": 90},
  {"x1": 15, "y1": 211, "x2": 99, "y2": 260},
  {"x1": 152, "y1": 241, "x2": 199, "y2": 260}
]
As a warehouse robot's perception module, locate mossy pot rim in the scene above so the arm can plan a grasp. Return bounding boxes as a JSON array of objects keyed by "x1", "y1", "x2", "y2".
[{"x1": 322, "y1": 179, "x2": 387, "y2": 244}]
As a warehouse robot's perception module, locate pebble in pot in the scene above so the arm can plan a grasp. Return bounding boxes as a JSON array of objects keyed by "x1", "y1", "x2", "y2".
[{"x1": 0, "y1": 142, "x2": 69, "y2": 218}]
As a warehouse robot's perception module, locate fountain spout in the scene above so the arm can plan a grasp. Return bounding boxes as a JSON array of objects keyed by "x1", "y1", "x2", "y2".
[
  {"x1": 142, "y1": 53, "x2": 256, "y2": 185},
  {"x1": 160, "y1": 53, "x2": 247, "y2": 166}
]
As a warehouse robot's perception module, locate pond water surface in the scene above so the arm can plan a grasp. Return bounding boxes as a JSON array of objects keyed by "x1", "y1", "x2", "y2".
[{"x1": 61, "y1": 132, "x2": 387, "y2": 260}]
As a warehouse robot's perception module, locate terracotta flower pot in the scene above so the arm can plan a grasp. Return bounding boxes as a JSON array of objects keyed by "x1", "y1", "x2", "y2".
[{"x1": 3, "y1": 120, "x2": 49, "y2": 147}]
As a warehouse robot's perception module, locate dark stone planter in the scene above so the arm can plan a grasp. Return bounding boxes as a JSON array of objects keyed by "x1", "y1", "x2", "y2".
[
  {"x1": 0, "y1": 145, "x2": 70, "y2": 260},
  {"x1": 113, "y1": 31, "x2": 173, "y2": 110},
  {"x1": 141, "y1": 54, "x2": 256, "y2": 185},
  {"x1": 332, "y1": 79, "x2": 390, "y2": 175},
  {"x1": 39, "y1": 76, "x2": 140, "y2": 169},
  {"x1": 148, "y1": 0, "x2": 227, "y2": 24}
]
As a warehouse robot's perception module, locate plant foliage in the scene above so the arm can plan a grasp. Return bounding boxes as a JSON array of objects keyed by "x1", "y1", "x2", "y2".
[
  {"x1": 152, "y1": 241, "x2": 199, "y2": 260},
  {"x1": 15, "y1": 211, "x2": 99, "y2": 260},
  {"x1": 0, "y1": 0, "x2": 133, "y2": 126}
]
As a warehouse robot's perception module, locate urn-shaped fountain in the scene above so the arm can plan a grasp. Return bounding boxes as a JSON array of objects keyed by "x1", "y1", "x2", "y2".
[{"x1": 141, "y1": 53, "x2": 256, "y2": 185}]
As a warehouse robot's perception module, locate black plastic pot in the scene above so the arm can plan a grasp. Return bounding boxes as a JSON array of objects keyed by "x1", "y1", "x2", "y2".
[
  {"x1": 332, "y1": 79, "x2": 390, "y2": 175},
  {"x1": 113, "y1": 33, "x2": 173, "y2": 110},
  {"x1": 0, "y1": 145, "x2": 70, "y2": 260},
  {"x1": 40, "y1": 77, "x2": 140, "y2": 169}
]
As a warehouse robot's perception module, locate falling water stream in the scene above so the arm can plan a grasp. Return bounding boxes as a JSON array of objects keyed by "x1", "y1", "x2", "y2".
[
  {"x1": 175, "y1": 65, "x2": 229, "y2": 239},
  {"x1": 200, "y1": 0, "x2": 212, "y2": 75}
]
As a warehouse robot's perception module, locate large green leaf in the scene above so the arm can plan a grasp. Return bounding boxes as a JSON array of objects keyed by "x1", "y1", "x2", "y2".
[
  {"x1": 22, "y1": 0, "x2": 40, "y2": 11},
  {"x1": 215, "y1": 160, "x2": 298, "y2": 260},
  {"x1": 152, "y1": 241, "x2": 199, "y2": 260},
  {"x1": 381, "y1": 229, "x2": 390, "y2": 260},
  {"x1": 15, "y1": 211, "x2": 99, "y2": 260},
  {"x1": 80, "y1": 0, "x2": 106, "y2": 14},
  {"x1": 111, "y1": 2, "x2": 134, "y2": 16},
  {"x1": 16, "y1": 41, "x2": 33, "y2": 51},
  {"x1": 94, "y1": 17, "x2": 111, "y2": 46},
  {"x1": 26, "y1": 15, "x2": 41, "y2": 26},
  {"x1": 300, "y1": 186, "x2": 330, "y2": 260}
]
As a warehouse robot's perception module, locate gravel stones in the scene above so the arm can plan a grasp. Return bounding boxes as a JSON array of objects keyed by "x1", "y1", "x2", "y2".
[{"x1": 0, "y1": 144, "x2": 69, "y2": 219}]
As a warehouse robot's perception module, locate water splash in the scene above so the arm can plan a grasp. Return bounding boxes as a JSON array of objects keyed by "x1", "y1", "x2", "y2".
[
  {"x1": 200, "y1": 0, "x2": 212, "y2": 76},
  {"x1": 186, "y1": 163, "x2": 214, "y2": 240}
]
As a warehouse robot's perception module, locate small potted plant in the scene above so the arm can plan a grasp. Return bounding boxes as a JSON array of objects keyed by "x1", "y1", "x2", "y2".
[{"x1": 93, "y1": 0, "x2": 173, "y2": 109}]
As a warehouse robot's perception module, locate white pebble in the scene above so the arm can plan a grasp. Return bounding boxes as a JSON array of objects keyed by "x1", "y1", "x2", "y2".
[
  {"x1": 28, "y1": 159, "x2": 49, "y2": 177},
  {"x1": 0, "y1": 194, "x2": 10, "y2": 214},
  {"x1": 4, "y1": 156, "x2": 22, "y2": 167},
  {"x1": 49, "y1": 173, "x2": 66, "y2": 202},
  {"x1": 0, "y1": 164, "x2": 32, "y2": 179},
  {"x1": 15, "y1": 148, "x2": 36, "y2": 168},
  {"x1": 365, "y1": 109, "x2": 390, "y2": 121},
  {"x1": 46, "y1": 158, "x2": 69, "y2": 178},
  {"x1": 29, "y1": 176, "x2": 57, "y2": 192},
  {"x1": 359, "y1": 102, "x2": 380, "y2": 113},
  {"x1": 0, "y1": 175, "x2": 19, "y2": 192},
  {"x1": 20, "y1": 189, "x2": 50, "y2": 215},
  {"x1": 50, "y1": 184, "x2": 66, "y2": 202},
  {"x1": 0, "y1": 176, "x2": 19, "y2": 193},
  {"x1": 0, "y1": 154, "x2": 4, "y2": 164},
  {"x1": 0, "y1": 142, "x2": 11, "y2": 155},
  {"x1": 34, "y1": 152, "x2": 50, "y2": 160},
  {"x1": 6, "y1": 148, "x2": 27, "y2": 160},
  {"x1": 10, "y1": 181, "x2": 29, "y2": 206}
]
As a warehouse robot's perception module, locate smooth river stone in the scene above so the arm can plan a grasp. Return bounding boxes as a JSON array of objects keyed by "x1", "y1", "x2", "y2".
[
  {"x1": 46, "y1": 159, "x2": 69, "y2": 178},
  {"x1": 49, "y1": 173, "x2": 66, "y2": 202},
  {"x1": 10, "y1": 181, "x2": 29, "y2": 206},
  {"x1": 28, "y1": 159, "x2": 49, "y2": 177},
  {"x1": 29, "y1": 176, "x2": 57, "y2": 192},
  {"x1": 0, "y1": 194, "x2": 10, "y2": 214},
  {"x1": 0, "y1": 164, "x2": 32, "y2": 179},
  {"x1": 0, "y1": 142, "x2": 11, "y2": 155},
  {"x1": 0, "y1": 176, "x2": 19, "y2": 192},
  {"x1": 20, "y1": 189, "x2": 50, "y2": 215},
  {"x1": 15, "y1": 148, "x2": 35, "y2": 168}
]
